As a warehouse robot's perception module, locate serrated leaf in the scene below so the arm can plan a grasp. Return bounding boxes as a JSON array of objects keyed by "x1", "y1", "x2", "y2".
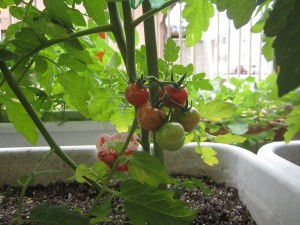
[
  {"x1": 110, "y1": 109, "x2": 134, "y2": 132},
  {"x1": 171, "y1": 64, "x2": 194, "y2": 76},
  {"x1": 194, "y1": 146, "x2": 218, "y2": 166},
  {"x1": 120, "y1": 180, "x2": 197, "y2": 225},
  {"x1": 82, "y1": 0, "x2": 107, "y2": 25},
  {"x1": 58, "y1": 70, "x2": 90, "y2": 117},
  {"x1": 128, "y1": 151, "x2": 170, "y2": 187},
  {"x1": 192, "y1": 73, "x2": 213, "y2": 91},
  {"x1": 164, "y1": 37, "x2": 180, "y2": 62},
  {"x1": 284, "y1": 106, "x2": 300, "y2": 143},
  {"x1": 200, "y1": 100, "x2": 236, "y2": 121},
  {"x1": 228, "y1": 122, "x2": 248, "y2": 135},
  {"x1": 58, "y1": 54, "x2": 87, "y2": 72},
  {"x1": 214, "y1": 133, "x2": 247, "y2": 144},
  {"x1": 43, "y1": 0, "x2": 73, "y2": 28},
  {"x1": 29, "y1": 204, "x2": 89, "y2": 225},
  {"x1": 88, "y1": 88, "x2": 114, "y2": 122},
  {"x1": 182, "y1": 0, "x2": 214, "y2": 47},
  {"x1": 5, "y1": 99, "x2": 38, "y2": 145},
  {"x1": 226, "y1": 0, "x2": 256, "y2": 29}
]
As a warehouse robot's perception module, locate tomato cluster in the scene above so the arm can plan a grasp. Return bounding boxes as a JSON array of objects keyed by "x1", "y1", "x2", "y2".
[
  {"x1": 124, "y1": 77, "x2": 200, "y2": 152},
  {"x1": 97, "y1": 151, "x2": 129, "y2": 171}
]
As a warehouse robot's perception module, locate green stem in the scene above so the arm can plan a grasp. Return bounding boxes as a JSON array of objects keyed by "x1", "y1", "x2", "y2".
[
  {"x1": 108, "y1": 2, "x2": 128, "y2": 67},
  {"x1": 142, "y1": 0, "x2": 163, "y2": 163},
  {"x1": 16, "y1": 149, "x2": 55, "y2": 225},
  {"x1": 122, "y1": 1, "x2": 137, "y2": 83},
  {"x1": 133, "y1": 0, "x2": 180, "y2": 27},
  {"x1": 0, "y1": 61, "x2": 102, "y2": 190},
  {"x1": 88, "y1": 117, "x2": 139, "y2": 217}
]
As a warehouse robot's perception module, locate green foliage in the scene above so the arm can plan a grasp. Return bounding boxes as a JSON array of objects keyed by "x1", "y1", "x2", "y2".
[
  {"x1": 199, "y1": 100, "x2": 236, "y2": 122},
  {"x1": 164, "y1": 37, "x2": 180, "y2": 63},
  {"x1": 182, "y1": 0, "x2": 214, "y2": 47},
  {"x1": 284, "y1": 106, "x2": 300, "y2": 143},
  {"x1": 29, "y1": 204, "x2": 89, "y2": 225},
  {"x1": 120, "y1": 180, "x2": 197, "y2": 225},
  {"x1": 128, "y1": 151, "x2": 171, "y2": 187},
  {"x1": 194, "y1": 145, "x2": 218, "y2": 166}
]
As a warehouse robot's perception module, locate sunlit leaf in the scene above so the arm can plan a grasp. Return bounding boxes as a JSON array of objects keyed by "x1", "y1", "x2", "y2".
[
  {"x1": 164, "y1": 37, "x2": 180, "y2": 63},
  {"x1": 214, "y1": 133, "x2": 247, "y2": 144},
  {"x1": 194, "y1": 146, "x2": 218, "y2": 166}
]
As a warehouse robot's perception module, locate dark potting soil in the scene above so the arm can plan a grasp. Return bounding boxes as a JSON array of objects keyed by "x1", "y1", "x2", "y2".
[{"x1": 0, "y1": 175, "x2": 256, "y2": 225}]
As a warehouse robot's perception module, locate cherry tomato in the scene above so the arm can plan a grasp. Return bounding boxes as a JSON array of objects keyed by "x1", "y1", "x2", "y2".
[
  {"x1": 116, "y1": 164, "x2": 128, "y2": 171},
  {"x1": 156, "y1": 122, "x2": 185, "y2": 151},
  {"x1": 125, "y1": 83, "x2": 149, "y2": 106},
  {"x1": 160, "y1": 85, "x2": 188, "y2": 108},
  {"x1": 137, "y1": 102, "x2": 166, "y2": 131},
  {"x1": 173, "y1": 107, "x2": 200, "y2": 132}
]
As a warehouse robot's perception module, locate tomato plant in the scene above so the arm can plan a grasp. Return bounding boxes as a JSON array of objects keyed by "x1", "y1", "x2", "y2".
[
  {"x1": 156, "y1": 122, "x2": 185, "y2": 151},
  {"x1": 125, "y1": 83, "x2": 149, "y2": 106},
  {"x1": 160, "y1": 85, "x2": 188, "y2": 108},
  {"x1": 137, "y1": 102, "x2": 166, "y2": 131},
  {"x1": 174, "y1": 107, "x2": 200, "y2": 132}
]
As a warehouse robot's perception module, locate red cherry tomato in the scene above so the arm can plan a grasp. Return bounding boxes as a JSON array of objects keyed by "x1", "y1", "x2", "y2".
[
  {"x1": 125, "y1": 83, "x2": 149, "y2": 106},
  {"x1": 160, "y1": 85, "x2": 188, "y2": 108},
  {"x1": 137, "y1": 102, "x2": 166, "y2": 131}
]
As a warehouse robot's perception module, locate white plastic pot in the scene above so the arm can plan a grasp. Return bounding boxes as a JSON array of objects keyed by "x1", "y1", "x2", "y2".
[
  {"x1": 0, "y1": 142, "x2": 299, "y2": 225},
  {"x1": 257, "y1": 141, "x2": 300, "y2": 180},
  {"x1": 0, "y1": 121, "x2": 116, "y2": 147}
]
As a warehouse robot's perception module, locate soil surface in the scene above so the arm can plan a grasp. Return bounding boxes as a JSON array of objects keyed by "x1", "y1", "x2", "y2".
[{"x1": 0, "y1": 175, "x2": 256, "y2": 225}]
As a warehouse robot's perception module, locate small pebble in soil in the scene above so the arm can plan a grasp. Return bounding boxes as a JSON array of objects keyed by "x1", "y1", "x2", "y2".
[{"x1": 0, "y1": 175, "x2": 256, "y2": 225}]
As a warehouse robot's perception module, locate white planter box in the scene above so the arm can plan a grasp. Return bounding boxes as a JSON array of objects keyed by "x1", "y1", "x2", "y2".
[
  {"x1": 257, "y1": 141, "x2": 300, "y2": 180},
  {"x1": 0, "y1": 121, "x2": 116, "y2": 147},
  {"x1": 0, "y1": 143, "x2": 299, "y2": 225}
]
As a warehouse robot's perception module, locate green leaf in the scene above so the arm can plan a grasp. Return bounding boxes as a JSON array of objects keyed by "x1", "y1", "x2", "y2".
[
  {"x1": 171, "y1": 64, "x2": 194, "y2": 76},
  {"x1": 34, "y1": 56, "x2": 48, "y2": 74},
  {"x1": 226, "y1": 0, "x2": 256, "y2": 29},
  {"x1": 67, "y1": 8, "x2": 87, "y2": 27},
  {"x1": 25, "y1": 16, "x2": 70, "y2": 39},
  {"x1": 191, "y1": 178, "x2": 213, "y2": 195},
  {"x1": 214, "y1": 133, "x2": 247, "y2": 144},
  {"x1": 11, "y1": 28, "x2": 46, "y2": 54},
  {"x1": 284, "y1": 106, "x2": 300, "y2": 143},
  {"x1": 164, "y1": 37, "x2": 180, "y2": 63},
  {"x1": 128, "y1": 151, "x2": 171, "y2": 187},
  {"x1": 264, "y1": 0, "x2": 296, "y2": 37},
  {"x1": 262, "y1": 36, "x2": 273, "y2": 62},
  {"x1": 199, "y1": 100, "x2": 236, "y2": 121},
  {"x1": 29, "y1": 204, "x2": 89, "y2": 225},
  {"x1": 191, "y1": 73, "x2": 214, "y2": 91},
  {"x1": 82, "y1": 0, "x2": 107, "y2": 25},
  {"x1": 216, "y1": 0, "x2": 229, "y2": 11},
  {"x1": 228, "y1": 122, "x2": 248, "y2": 135},
  {"x1": 5, "y1": 99, "x2": 38, "y2": 145},
  {"x1": 43, "y1": 0, "x2": 73, "y2": 28},
  {"x1": 90, "y1": 196, "x2": 112, "y2": 222},
  {"x1": 120, "y1": 180, "x2": 197, "y2": 225},
  {"x1": 0, "y1": 0, "x2": 14, "y2": 8},
  {"x1": 58, "y1": 70, "x2": 90, "y2": 117},
  {"x1": 251, "y1": 10, "x2": 269, "y2": 33},
  {"x1": 58, "y1": 54, "x2": 87, "y2": 72},
  {"x1": 272, "y1": 1, "x2": 300, "y2": 96},
  {"x1": 88, "y1": 88, "x2": 114, "y2": 122},
  {"x1": 110, "y1": 109, "x2": 134, "y2": 132},
  {"x1": 195, "y1": 146, "x2": 218, "y2": 166},
  {"x1": 182, "y1": 0, "x2": 214, "y2": 47},
  {"x1": 0, "y1": 48, "x2": 19, "y2": 61},
  {"x1": 63, "y1": 41, "x2": 94, "y2": 64},
  {"x1": 9, "y1": 5, "x2": 40, "y2": 19}
]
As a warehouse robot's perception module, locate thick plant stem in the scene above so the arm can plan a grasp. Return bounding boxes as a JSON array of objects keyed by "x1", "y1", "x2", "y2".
[
  {"x1": 0, "y1": 61, "x2": 102, "y2": 190},
  {"x1": 142, "y1": 0, "x2": 164, "y2": 164},
  {"x1": 108, "y1": 2, "x2": 128, "y2": 67}
]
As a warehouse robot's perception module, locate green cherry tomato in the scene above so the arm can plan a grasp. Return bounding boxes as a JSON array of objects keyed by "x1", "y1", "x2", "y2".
[
  {"x1": 173, "y1": 107, "x2": 200, "y2": 132},
  {"x1": 156, "y1": 122, "x2": 185, "y2": 151}
]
